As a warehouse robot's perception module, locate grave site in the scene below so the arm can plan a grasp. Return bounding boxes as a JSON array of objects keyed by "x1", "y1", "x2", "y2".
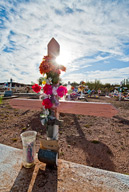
[{"x1": 0, "y1": 39, "x2": 129, "y2": 192}]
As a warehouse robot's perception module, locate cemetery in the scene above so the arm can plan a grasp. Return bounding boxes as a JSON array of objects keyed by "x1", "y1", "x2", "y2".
[{"x1": 0, "y1": 38, "x2": 129, "y2": 191}]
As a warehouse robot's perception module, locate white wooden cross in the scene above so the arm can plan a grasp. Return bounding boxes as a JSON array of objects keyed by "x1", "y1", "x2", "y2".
[
  {"x1": 10, "y1": 38, "x2": 118, "y2": 140},
  {"x1": 10, "y1": 99, "x2": 117, "y2": 118}
]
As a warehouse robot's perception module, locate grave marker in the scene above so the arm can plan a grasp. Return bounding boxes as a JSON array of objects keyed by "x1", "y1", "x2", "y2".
[{"x1": 4, "y1": 90, "x2": 12, "y2": 97}]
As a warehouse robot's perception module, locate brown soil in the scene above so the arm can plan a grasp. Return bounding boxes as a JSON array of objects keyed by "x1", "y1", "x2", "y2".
[{"x1": 0, "y1": 96, "x2": 129, "y2": 175}]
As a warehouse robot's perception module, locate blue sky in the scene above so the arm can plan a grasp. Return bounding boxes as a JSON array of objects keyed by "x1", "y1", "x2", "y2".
[{"x1": 0, "y1": 0, "x2": 129, "y2": 85}]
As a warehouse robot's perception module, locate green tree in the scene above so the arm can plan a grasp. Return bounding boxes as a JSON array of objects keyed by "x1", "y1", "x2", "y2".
[{"x1": 71, "y1": 81, "x2": 79, "y2": 87}]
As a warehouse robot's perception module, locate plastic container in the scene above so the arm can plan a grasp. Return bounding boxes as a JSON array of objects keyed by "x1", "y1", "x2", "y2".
[
  {"x1": 20, "y1": 131, "x2": 37, "y2": 168},
  {"x1": 47, "y1": 125, "x2": 58, "y2": 140}
]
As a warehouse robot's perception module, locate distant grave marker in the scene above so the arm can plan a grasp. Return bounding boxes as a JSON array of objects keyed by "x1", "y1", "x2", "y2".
[{"x1": 4, "y1": 90, "x2": 12, "y2": 97}]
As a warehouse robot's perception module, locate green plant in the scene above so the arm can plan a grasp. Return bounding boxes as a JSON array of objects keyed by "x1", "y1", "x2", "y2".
[
  {"x1": 59, "y1": 131, "x2": 63, "y2": 134},
  {"x1": 22, "y1": 127, "x2": 27, "y2": 130},
  {"x1": 124, "y1": 173, "x2": 129, "y2": 175},
  {"x1": 60, "y1": 152, "x2": 64, "y2": 156},
  {"x1": 84, "y1": 124, "x2": 91, "y2": 128},
  {"x1": 0, "y1": 96, "x2": 3, "y2": 104},
  {"x1": 116, "y1": 130, "x2": 121, "y2": 133},
  {"x1": 12, "y1": 138, "x2": 18, "y2": 142},
  {"x1": 121, "y1": 147, "x2": 125, "y2": 150}
]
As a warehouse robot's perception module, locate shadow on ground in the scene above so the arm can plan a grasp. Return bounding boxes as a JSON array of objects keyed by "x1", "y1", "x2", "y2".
[
  {"x1": 10, "y1": 165, "x2": 57, "y2": 192},
  {"x1": 27, "y1": 112, "x2": 46, "y2": 136},
  {"x1": 114, "y1": 115, "x2": 129, "y2": 125},
  {"x1": 10, "y1": 166, "x2": 35, "y2": 192},
  {"x1": 66, "y1": 114, "x2": 115, "y2": 172},
  {"x1": 32, "y1": 166, "x2": 57, "y2": 192}
]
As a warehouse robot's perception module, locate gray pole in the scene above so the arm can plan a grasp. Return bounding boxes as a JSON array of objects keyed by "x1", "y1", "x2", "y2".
[{"x1": 10, "y1": 78, "x2": 12, "y2": 91}]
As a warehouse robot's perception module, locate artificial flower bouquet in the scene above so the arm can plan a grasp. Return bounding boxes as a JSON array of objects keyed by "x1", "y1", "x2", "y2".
[
  {"x1": 32, "y1": 55, "x2": 67, "y2": 138},
  {"x1": 78, "y1": 81, "x2": 86, "y2": 92}
]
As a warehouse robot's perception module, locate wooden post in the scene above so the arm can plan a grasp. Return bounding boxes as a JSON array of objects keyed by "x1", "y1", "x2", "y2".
[
  {"x1": 10, "y1": 78, "x2": 12, "y2": 91},
  {"x1": 47, "y1": 38, "x2": 60, "y2": 141}
]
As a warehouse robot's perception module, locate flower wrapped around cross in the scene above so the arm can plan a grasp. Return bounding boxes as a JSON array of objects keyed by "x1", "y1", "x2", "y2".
[{"x1": 32, "y1": 55, "x2": 67, "y2": 129}]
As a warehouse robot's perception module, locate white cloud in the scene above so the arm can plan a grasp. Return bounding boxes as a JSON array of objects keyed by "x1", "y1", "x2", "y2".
[
  {"x1": 120, "y1": 56, "x2": 129, "y2": 62},
  {"x1": 0, "y1": 0, "x2": 129, "y2": 84},
  {"x1": 62, "y1": 66, "x2": 129, "y2": 84}
]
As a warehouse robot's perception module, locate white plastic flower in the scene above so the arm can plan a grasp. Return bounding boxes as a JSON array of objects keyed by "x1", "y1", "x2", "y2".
[
  {"x1": 39, "y1": 92, "x2": 49, "y2": 100},
  {"x1": 46, "y1": 77, "x2": 52, "y2": 85},
  {"x1": 52, "y1": 87, "x2": 57, "y2": 95}
]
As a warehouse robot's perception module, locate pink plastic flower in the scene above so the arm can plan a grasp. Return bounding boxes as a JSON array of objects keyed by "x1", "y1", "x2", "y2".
[
  {"x1": 32, "y1": 84, "x2": 41, "y2": 93},
  {"x1": 42, "y1": 98, "x2": 53, "y2": 109},
  {"x1": 43, "y1": 84, "x2": 52, "y2": 95},
  {"x1": 57, "y1": 86, "x2": 67, "y2": 97}
]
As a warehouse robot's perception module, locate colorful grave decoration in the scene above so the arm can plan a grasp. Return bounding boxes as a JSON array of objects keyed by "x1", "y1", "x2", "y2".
[
  {"x1": 97, "y1": 89, "x2": 101, "y2": 96},
  {"x1": 66, "y1": 81, "x2": 72, "y2": 100},
  {"x1": 78, "y1": 81, "x2": 86, "y2": 98},
  {"x1": 69, "y1": 86, "x2": 78, "y2": 100},
  {"x1": 118, "y1": 83, "x2": 124, "y2": 101},
  {"x1": 32, "y1": 38, "x2": 68, "y2": 166}
]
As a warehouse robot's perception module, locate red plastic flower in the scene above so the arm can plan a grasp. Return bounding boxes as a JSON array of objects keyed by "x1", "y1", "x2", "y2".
[
  {"x1": 32, "y1": 84, "x2": 41, "y2": 93},
  {"x1": 42, "y1": 98, "x2": 53, "y2": 109},
  {"x1": 43, "y1": 84, "x2": 52, "y2": 95},
  {"x1": 60, "y1": 65, "x2": 66, "y2": 72},
  {"x1": 39, "y1": 56, "x2": 56, "y2": 74},
  {"x1": 57, "y1": 86, "x2": 67, "y2": 97},
  {"x1": 56, "y1": 69, "x2": 61, "y2": 75},
  {"x1": 39, "y1": 60, "x2": 51, "y2": 74}
]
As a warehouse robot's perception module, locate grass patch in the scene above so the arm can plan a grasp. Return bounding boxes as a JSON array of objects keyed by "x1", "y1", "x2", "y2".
[
  {"x1": 60, "y1": 152, "x2": 64, "y2": 156},
  {"x1": 0, "y1": 96, "x2": 3, "y2": 104},
  {"x1": 84, "y1": 124, "x2": 91, "y2": 128},
  {"x1": 116, "y1": 130, "x2": 121, "y2": 133},
  {"x1": 124, "y1": 173, "x2": 129, "y2": 175},
  {"x1": 22, "y1": 127, "x2": 27, "y2": 130},
  {"x1": 121, "y1": 147, "x2": 125, "y2": 150},
  {"x1": 59, "y1": 131, "x2": 63, "y2": 134},
  {"x1": 12, "y1": 138, "x2": 18, "y2": 142}
]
